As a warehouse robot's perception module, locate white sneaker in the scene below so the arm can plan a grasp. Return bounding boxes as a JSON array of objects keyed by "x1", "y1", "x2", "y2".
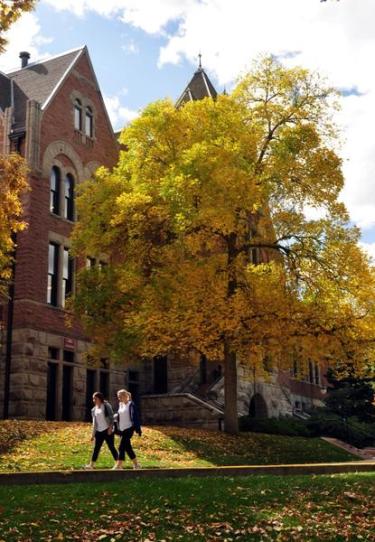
[
  {"x1": 84, "y1": 464, "x2": 94, "y2": 470},
  {"x1": 133, "y1": 463, "x2": 141, "y2": 470},
  {"x1": 112, "y1": 464, "x2": 123, "y2": 470}
]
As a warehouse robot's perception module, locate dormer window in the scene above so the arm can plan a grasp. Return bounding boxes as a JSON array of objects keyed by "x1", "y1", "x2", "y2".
[
  {"x1": 74, "y1": 99, "x2": 82, "y2": 131},
  {"x1": 85, "y1": 106, "x2": 94, "y2": 138}
]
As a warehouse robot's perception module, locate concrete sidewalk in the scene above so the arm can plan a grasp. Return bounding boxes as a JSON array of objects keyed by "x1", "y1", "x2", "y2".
[{"x1": 0, "y1": 461, "x2": 374, "y2": 486}]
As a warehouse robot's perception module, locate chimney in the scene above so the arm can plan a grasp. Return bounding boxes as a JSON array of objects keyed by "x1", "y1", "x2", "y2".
[{"x1": 19, "y1": 51, "x2": 30, "y2": 68}]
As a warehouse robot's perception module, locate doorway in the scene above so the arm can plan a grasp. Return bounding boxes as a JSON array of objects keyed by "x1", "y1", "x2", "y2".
[
  {"x1": 46, "y1": 362, "x2": 58, "y2": 420},
  {"x1": 62, "y1": 365, "x2": 73, "y2": 421},
  {"x1": 249, "y1": 393, "x2": 268, "y2": 418},
  {"x1": 153, "y1": 356, "x2": 168, "y2": 394}
]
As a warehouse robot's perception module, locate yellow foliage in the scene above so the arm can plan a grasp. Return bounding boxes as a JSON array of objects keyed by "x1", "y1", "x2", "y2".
[
  {"x1": 0, "y1": 153, "x2": 28, "y2": 295},
  {"x1": 72, "y1": 57, "x2": 375, "y2": 431}
]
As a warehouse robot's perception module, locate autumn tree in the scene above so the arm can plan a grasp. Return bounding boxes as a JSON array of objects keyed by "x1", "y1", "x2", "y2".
[
  {"x1": 72, "y1": 57, "x2": 375, "y2": 433},
  {"x1": 0, "y1": 1, "x2": 37, "y2": 53},
  {"x1": 0, "y1": 154, "x2": 28, "y2": 295}
]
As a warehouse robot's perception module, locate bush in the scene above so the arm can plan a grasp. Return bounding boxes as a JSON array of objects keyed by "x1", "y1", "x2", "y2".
[
  {"x1": 239, "y1": 412, "x2": 375, "y2": 449},
  {"x1": 307, "y1": 412, "x2": 375, "y2": 448},
  {"x1": 239, "y1": 416, "x2": 313, "y2": 437}
]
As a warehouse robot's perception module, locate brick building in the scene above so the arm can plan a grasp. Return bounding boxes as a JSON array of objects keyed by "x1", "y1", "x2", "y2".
[
  {"x1": 0, "y1": 47, "x2": 326, "y2": 426},
  {"x1": 0, "y1": 47, "x2": 131, "y2": 421}
]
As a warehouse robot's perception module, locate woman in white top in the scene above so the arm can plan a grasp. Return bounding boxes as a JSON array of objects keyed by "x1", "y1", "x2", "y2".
[
  {"x1": 84, "y1": 392, "x2": 118, "y2": 470},
  {"x1": 113, "y1": 389, "x2": 141, "y2": 470}
]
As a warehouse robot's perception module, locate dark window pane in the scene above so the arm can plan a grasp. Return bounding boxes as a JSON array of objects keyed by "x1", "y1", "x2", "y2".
[
  {"x1": 64, "y1": 175, "x2": 74, "y2": 221},
  {"x1": 47, "y1": 243, "x2": 59, "y2": 306},
  {"x1": 85, "y1": 107, "x2": 93, "y2": 137},
  {"x1": 62, "y1": 248, "x2": 74, "y2": 306},
  {"x1": 50, "y1": 166, "x2": 60, "y2": 214},
  {"x1": 74, "y1": 100, "x2": 82, "y2": 131},
  {"x1": 63, "y1": 350, "x2": 75, "y2": 363},
  {"x1": 48, "y1": 347, "x2": 59, "y2": 360}
]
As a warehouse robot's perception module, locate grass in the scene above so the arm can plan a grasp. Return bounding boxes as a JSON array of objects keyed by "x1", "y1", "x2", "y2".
[
  {"x1": 0, "y1": 473, "x2": 374, "y2": 541},
  {"x1": 0, "y1": 421, "x2": 357, "y2": 472}
]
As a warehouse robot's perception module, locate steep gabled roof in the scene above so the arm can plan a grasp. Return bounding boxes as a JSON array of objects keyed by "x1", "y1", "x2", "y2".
[
  {"x1": 176, "y1": 65, "x2": 218, "y2": 108},
  {"x1": 6, "y1": 47, "x2": 84, "y2": 126}
]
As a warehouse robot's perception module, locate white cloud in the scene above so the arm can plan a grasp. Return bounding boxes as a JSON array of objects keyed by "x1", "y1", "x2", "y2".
[
  {"x1": 360, "y1": 242, "x2": 375, "y2": 263},
  {"x1": 42, "y1": 0, "x2": 195, "y2": 34},
  {"x1": 104, "y1": 94, "x2": 138, "y2": 130},
  {"x1": 39, "y1": 0, "x2": 375, "y2": 239},
  {"x1": 0, "y1": 13, "x2": 50, "y2": 72}
]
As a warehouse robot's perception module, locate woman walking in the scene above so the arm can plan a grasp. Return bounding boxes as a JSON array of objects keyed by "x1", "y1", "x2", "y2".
[
  {"x1": 113, "y1": 389, "x2": 141, "y2": 470},
  {"x1": 84, "y1": 391, "x2": 118, "y2": 470}
]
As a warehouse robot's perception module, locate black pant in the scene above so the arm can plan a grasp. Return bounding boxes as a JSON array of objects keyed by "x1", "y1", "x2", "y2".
[
  {"x1": 92, "y1": 429, "x2": 118, "y2": 462},
  {"x1": 118, "y1": 427, "x2": 136, "y2": 461}
]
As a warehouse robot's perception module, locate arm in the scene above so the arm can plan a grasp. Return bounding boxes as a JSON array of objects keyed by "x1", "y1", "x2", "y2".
[{"x1": 130, "y1": 402, "x2": 142, "y2": 435}]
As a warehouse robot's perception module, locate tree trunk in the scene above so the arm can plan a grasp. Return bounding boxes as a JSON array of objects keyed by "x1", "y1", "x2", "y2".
[{"x1": 224, "y1": 340, "x2": 239, "y2": 434}]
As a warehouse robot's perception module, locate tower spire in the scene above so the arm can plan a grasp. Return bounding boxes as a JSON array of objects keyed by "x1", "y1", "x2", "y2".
[{"x1": 198, "y1": 52, "x2": 202, "y2": 71}]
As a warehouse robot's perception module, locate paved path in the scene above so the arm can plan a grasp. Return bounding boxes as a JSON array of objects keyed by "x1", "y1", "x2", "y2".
[
  {"x1": 321, "y1": 437, "x2": 375, "y2": 460},
  {"x1": 0, "y1": 462, "x2": 374, "y2": 486}
]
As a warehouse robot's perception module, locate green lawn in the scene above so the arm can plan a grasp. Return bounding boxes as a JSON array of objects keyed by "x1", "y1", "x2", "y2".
[
  {"x1": 0, "y1": 474, "x2": 374, "y2": 541},
  {"x1": 0, "y1": 421, "x2": 356, "y2": 472}
]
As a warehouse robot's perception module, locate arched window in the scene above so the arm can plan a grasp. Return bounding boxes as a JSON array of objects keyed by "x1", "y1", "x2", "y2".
[
  {"x1": 64, "y1": 174, "x2": 75, "y2": 221},
  {"x1": 85, "y1": 106, "x2": 94, "y2": 138},
  {"x1": 50, "y1": 166, "x2": 60, "y2": 214},
  {"x1": 74, "y1": 99, "x2": 82, "y2": 131}
]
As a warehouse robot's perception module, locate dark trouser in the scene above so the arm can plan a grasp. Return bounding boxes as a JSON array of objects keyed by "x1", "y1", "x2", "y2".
[
  {"x1": 118, "y1": 427, "x2": 136, "y2": 461},
  {"x1": 92, "y1": 429, "x2": 118, "y2": 462}
]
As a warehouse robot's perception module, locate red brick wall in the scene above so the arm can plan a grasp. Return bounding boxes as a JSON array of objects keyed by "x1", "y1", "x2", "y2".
[{"x1": 12, "y1": 50, "x2": 118, "y2": 340}]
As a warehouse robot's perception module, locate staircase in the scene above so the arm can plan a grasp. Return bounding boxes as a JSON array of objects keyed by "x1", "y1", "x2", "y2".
[{"x1": 141, "y1": 392, "x2": 224, "y2": 430}]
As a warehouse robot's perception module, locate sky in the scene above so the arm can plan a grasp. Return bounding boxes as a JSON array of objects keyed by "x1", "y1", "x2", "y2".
[{"x1": 1, "y1": 0, "x2": 375, "y2": 256}]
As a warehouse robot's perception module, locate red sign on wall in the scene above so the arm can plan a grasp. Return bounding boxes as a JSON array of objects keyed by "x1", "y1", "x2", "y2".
[{"x1": 63, "y1": 337, "x2": 76, "y2": 351}]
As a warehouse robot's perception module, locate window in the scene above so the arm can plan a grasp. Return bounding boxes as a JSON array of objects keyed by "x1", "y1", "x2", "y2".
[
  {"x1": 85, "y1": 106, "x2": 94, "y2": 138},
  {"x1": 74, "y1": 99, "x2": 82, "y2": 131},
  {"x1": 50, "y1": 166, "x2": 60, "y2": 214},
  {"x1": 86, "y1": 257, "x2": 96, "y2": 269},
  {"x1": 64, "y1": 174, "x2": 75, "y2": 221},
  {"x1": 62, "y1": 248, "x2": 74, "y2": 305},
  {"x1": 47, "y1": 242, "x2": 59, "y2": 306},
  {"x1": 48, "y1": 347, "x2": 59, "y2": 360},
  {"x1": 63, "y1": 350, "x2": 75, "y2": 363}
]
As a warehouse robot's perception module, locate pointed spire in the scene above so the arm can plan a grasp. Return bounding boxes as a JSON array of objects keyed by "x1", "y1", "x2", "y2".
[
  {"x1": 198, "y1": 52, "x2": 202, "y2": 71},
  {"x1": 176, "y1": 52, "x2": 218, "y2": 108}
]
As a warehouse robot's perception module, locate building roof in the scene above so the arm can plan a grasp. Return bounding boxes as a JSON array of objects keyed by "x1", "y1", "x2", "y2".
[
  {"x1": 5, "y1": 47, "x2": 84, "y2": 126},
  {"x1": 176, "y1": 64, "x2": 218, "y2": 108}
]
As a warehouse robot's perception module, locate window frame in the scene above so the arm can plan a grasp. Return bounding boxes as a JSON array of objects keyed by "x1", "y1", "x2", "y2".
[
  {"x1": 47, "y1": 242, "x2": 59, "y2": 306},
  {"x1": 74, "y1": 99, "x2": 82, "y2": 131},
  {"x1": 85, "y1": 106, "x2": 94, "y2": 138},
  {"x1": 64, "y1": 173, "x2": 75, "y2": 221},
  {"x1": 50, "y1": 166, "x2": 60, "y2": 215}
]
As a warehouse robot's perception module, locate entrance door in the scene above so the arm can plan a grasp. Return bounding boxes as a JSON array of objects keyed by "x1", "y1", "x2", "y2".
[
  {"x1": 249, "y1": 393, "x2": 268, "y2": 418},
  {"x1": 62, "y1": 365, "x2": 73, "y2": 421},
  {"x1": 46, "y1": 362, "x2": 58, "y2": 420},
  {"x1": 153, "y1": 356, "x2": 168, "y2": 394},
  {"x1": 85, "y1": 369, "x2": 96, "y2": 421}
]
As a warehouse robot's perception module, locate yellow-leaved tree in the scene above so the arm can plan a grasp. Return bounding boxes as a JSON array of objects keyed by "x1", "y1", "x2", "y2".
[
  {"x1": 72, "y1": 57, "x2": 375, "y2": 433},
  {"x1": 0, "y1": 2, "x2": 35, "y2": 291},
  {"x1": 0, "y1": 154, "x2": 28, "y2": 295},
  {"x1": 0, "y1": 1, "x2": 36, "y2": 53}
]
